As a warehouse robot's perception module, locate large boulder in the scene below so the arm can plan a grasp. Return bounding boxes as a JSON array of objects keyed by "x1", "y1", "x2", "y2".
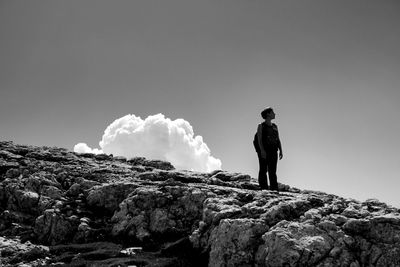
[
  {"x1": 111, "y1": 185, "x2": 208, "y2": 246},
  {"x1": 86, "y1": 183, "x2": 138, "y2": 215},
  {"x1": 34, "y1": 209, "x2": 79, "y2": 245},
  {"x1": 0, "y1": 236, "x2": 49, "y2": 266},
  {"x1": 208, "y1": 218, "x2": 269, "y2": 267}
]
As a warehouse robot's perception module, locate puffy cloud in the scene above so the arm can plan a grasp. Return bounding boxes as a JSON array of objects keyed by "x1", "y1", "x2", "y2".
[
  {"x1": 74, "y1": 113, "x2": 222, "y2": 172},
  {"x1": 73, "y1": 143, "x2": 102, "y2": 155}
]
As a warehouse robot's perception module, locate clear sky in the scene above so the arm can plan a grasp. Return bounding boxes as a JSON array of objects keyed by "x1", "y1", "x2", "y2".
[{"x1": 1, "y1": 1, "x2": 399, "y2": 207}]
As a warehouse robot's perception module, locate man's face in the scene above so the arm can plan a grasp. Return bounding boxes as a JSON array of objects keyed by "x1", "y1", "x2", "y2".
[{"x1": 268, "y1": 110, "x2": 276, "y2": 119}]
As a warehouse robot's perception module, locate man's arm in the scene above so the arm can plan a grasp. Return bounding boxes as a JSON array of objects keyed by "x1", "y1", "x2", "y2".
[
  {"x1": 257, "y1": 124, "x2": 266, "y2": 158},
  {"x1": 276, "y1": 125, "x2": 283, "y2": 160}
]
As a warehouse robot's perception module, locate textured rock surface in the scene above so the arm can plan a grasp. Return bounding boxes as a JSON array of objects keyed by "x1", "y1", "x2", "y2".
[{"x1": 1, "y1": 140, "x2": 400, "y2": 266}]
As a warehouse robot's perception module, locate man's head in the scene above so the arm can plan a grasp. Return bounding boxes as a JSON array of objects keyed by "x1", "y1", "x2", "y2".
[{"x1": 261, "y1": 107, "x2": 275, "y2": 120}]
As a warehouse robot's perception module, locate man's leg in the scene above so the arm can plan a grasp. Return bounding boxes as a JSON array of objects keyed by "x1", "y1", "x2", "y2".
[
  {"x1": 267, "y1": 151, "x2": 278, "y2": 191},
  {"x1": 258, "y1": 154, "x2": 269, "y2": 189}
]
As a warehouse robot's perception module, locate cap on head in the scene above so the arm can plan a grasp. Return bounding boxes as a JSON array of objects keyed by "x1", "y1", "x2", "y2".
[{"x1": 261, "y1": 107, "x2": 274, "y2": 119}]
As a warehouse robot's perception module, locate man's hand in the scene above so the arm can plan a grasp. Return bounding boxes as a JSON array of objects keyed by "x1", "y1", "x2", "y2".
[
  {"x1": 261, "y1": 151, "x2": 267, "y2": 159},
  {"x1": 279, "y1": 151, "x2": 283, "y2": 160}
]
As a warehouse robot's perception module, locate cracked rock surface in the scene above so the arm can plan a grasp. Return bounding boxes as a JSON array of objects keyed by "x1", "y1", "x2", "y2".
[{"x1": 1, "y1": 141, "x2": 400, "y2": 266}]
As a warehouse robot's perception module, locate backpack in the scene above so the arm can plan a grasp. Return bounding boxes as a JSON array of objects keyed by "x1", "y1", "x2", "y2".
[{"x1": 253, "y1": 132, "x2": 260, "y2": 153}]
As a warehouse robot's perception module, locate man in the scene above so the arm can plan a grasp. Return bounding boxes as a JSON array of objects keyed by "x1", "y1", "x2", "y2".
[{"x1": 255, "y1": 107, "x2": 283, "y2": 191}]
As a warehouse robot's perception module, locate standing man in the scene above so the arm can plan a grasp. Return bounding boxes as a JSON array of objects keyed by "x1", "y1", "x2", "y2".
[{"x1": 254, "y1": 107, "x2": 283, "y2": 191}]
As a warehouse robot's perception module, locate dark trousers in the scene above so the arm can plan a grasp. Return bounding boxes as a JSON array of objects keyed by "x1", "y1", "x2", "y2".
[{"x1": 257, "y1": 150, "x2": 278, "y2": 191}]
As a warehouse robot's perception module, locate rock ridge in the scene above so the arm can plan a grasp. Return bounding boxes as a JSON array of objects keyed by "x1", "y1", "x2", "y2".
[{"x1": 0, "y1": 140, "x2": 400, "y2": 266}]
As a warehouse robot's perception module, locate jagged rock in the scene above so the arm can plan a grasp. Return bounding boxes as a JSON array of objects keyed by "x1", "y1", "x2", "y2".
[
  {"x1": 37, "y1": 195, "x2": 55, "y2": 213},
  {"x1": 0, "y1": 210, "x2": 35, "y2": 238},
  {"x1": 111, "y1": 185, "x2": 208, "y2": 246},
  {"x1": 87, "y1": 183, "x2": 138, "y2": 215},
  {"x1": 0, "y1": 236, "x2": 49, "y2": 266},
  {"x1": 0, "y1": 159, "x2": 19, "y2": 176},
  {"x1": 66, "y1": 183, "x2": 82, "y2": 197},
  {"x1": 24, "y1": 172, "x2": 61, "y2": 193},
  {"x1": 0, "y1": 150, "x2": 24, "y2": 160},
  {"x1": 1, "y1": 140, "x2": 400, "y2": 266},
  {"x1": 210, "y1": 171, "x2": 251, "y2": 182},
  {"x1": 67, "y1": 177, "x2": 101, "y2": 194},
  {"x1": 34, "y1": 209, "x2": 79, "y2": 245},
  {"x1": 128, "y1": 156, "x2": 175, "y2": 170},
  {"x1": 114, "y1": 156, "x2": 127, "y2": 162},
  {"x1": 11, "y1": 190, "x2": 40, "y2": 214},
  {"x1": 208, "y1": 218, "x2": 269, "y2": 267},
  {"x1": 5, "y1": 167, "x2": 22, "y2": 179},
  {"x1": 256, "y1": 220, "x2": 355, "y2": 266},
  {"x1": 41, "y1": 185, "x2": 64, "y2": 200},
  {"x1": 94, "y1": 153, "x2": 113, "y2": 161}
]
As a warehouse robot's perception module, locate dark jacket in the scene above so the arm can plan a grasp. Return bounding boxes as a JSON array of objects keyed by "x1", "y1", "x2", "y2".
[{"x1": 253, "y1": 123, "x2": 280, "y2": 153}]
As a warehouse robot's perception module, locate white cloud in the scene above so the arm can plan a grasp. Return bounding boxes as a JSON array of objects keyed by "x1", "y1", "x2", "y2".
[
  {"x1": 74, "y1": 113, "x2": 222, "y2": 172},
  {"x1": 73, "y1": 143, "x2": 103, "y2": 155}
]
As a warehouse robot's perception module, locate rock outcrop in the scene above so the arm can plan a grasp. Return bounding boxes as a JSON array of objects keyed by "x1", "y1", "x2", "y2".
[{"x1": 1, "y1": 140, "x2": 400, "y2": 266}]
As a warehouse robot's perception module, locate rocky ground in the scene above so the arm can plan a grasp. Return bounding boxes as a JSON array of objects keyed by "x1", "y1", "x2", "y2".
[{"x1": 1, "y1": 141, "x2": 400, "y2": 266}]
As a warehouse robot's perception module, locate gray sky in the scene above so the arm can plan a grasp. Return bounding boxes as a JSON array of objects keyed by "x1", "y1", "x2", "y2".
[{"x1": 1, "y1": 0, "x2": 400, "y2": 206}]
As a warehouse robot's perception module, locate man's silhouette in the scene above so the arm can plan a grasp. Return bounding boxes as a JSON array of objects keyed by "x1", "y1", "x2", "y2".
[{"x1": 255, "y1": 107, "x2": 283, "y2": 191}]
